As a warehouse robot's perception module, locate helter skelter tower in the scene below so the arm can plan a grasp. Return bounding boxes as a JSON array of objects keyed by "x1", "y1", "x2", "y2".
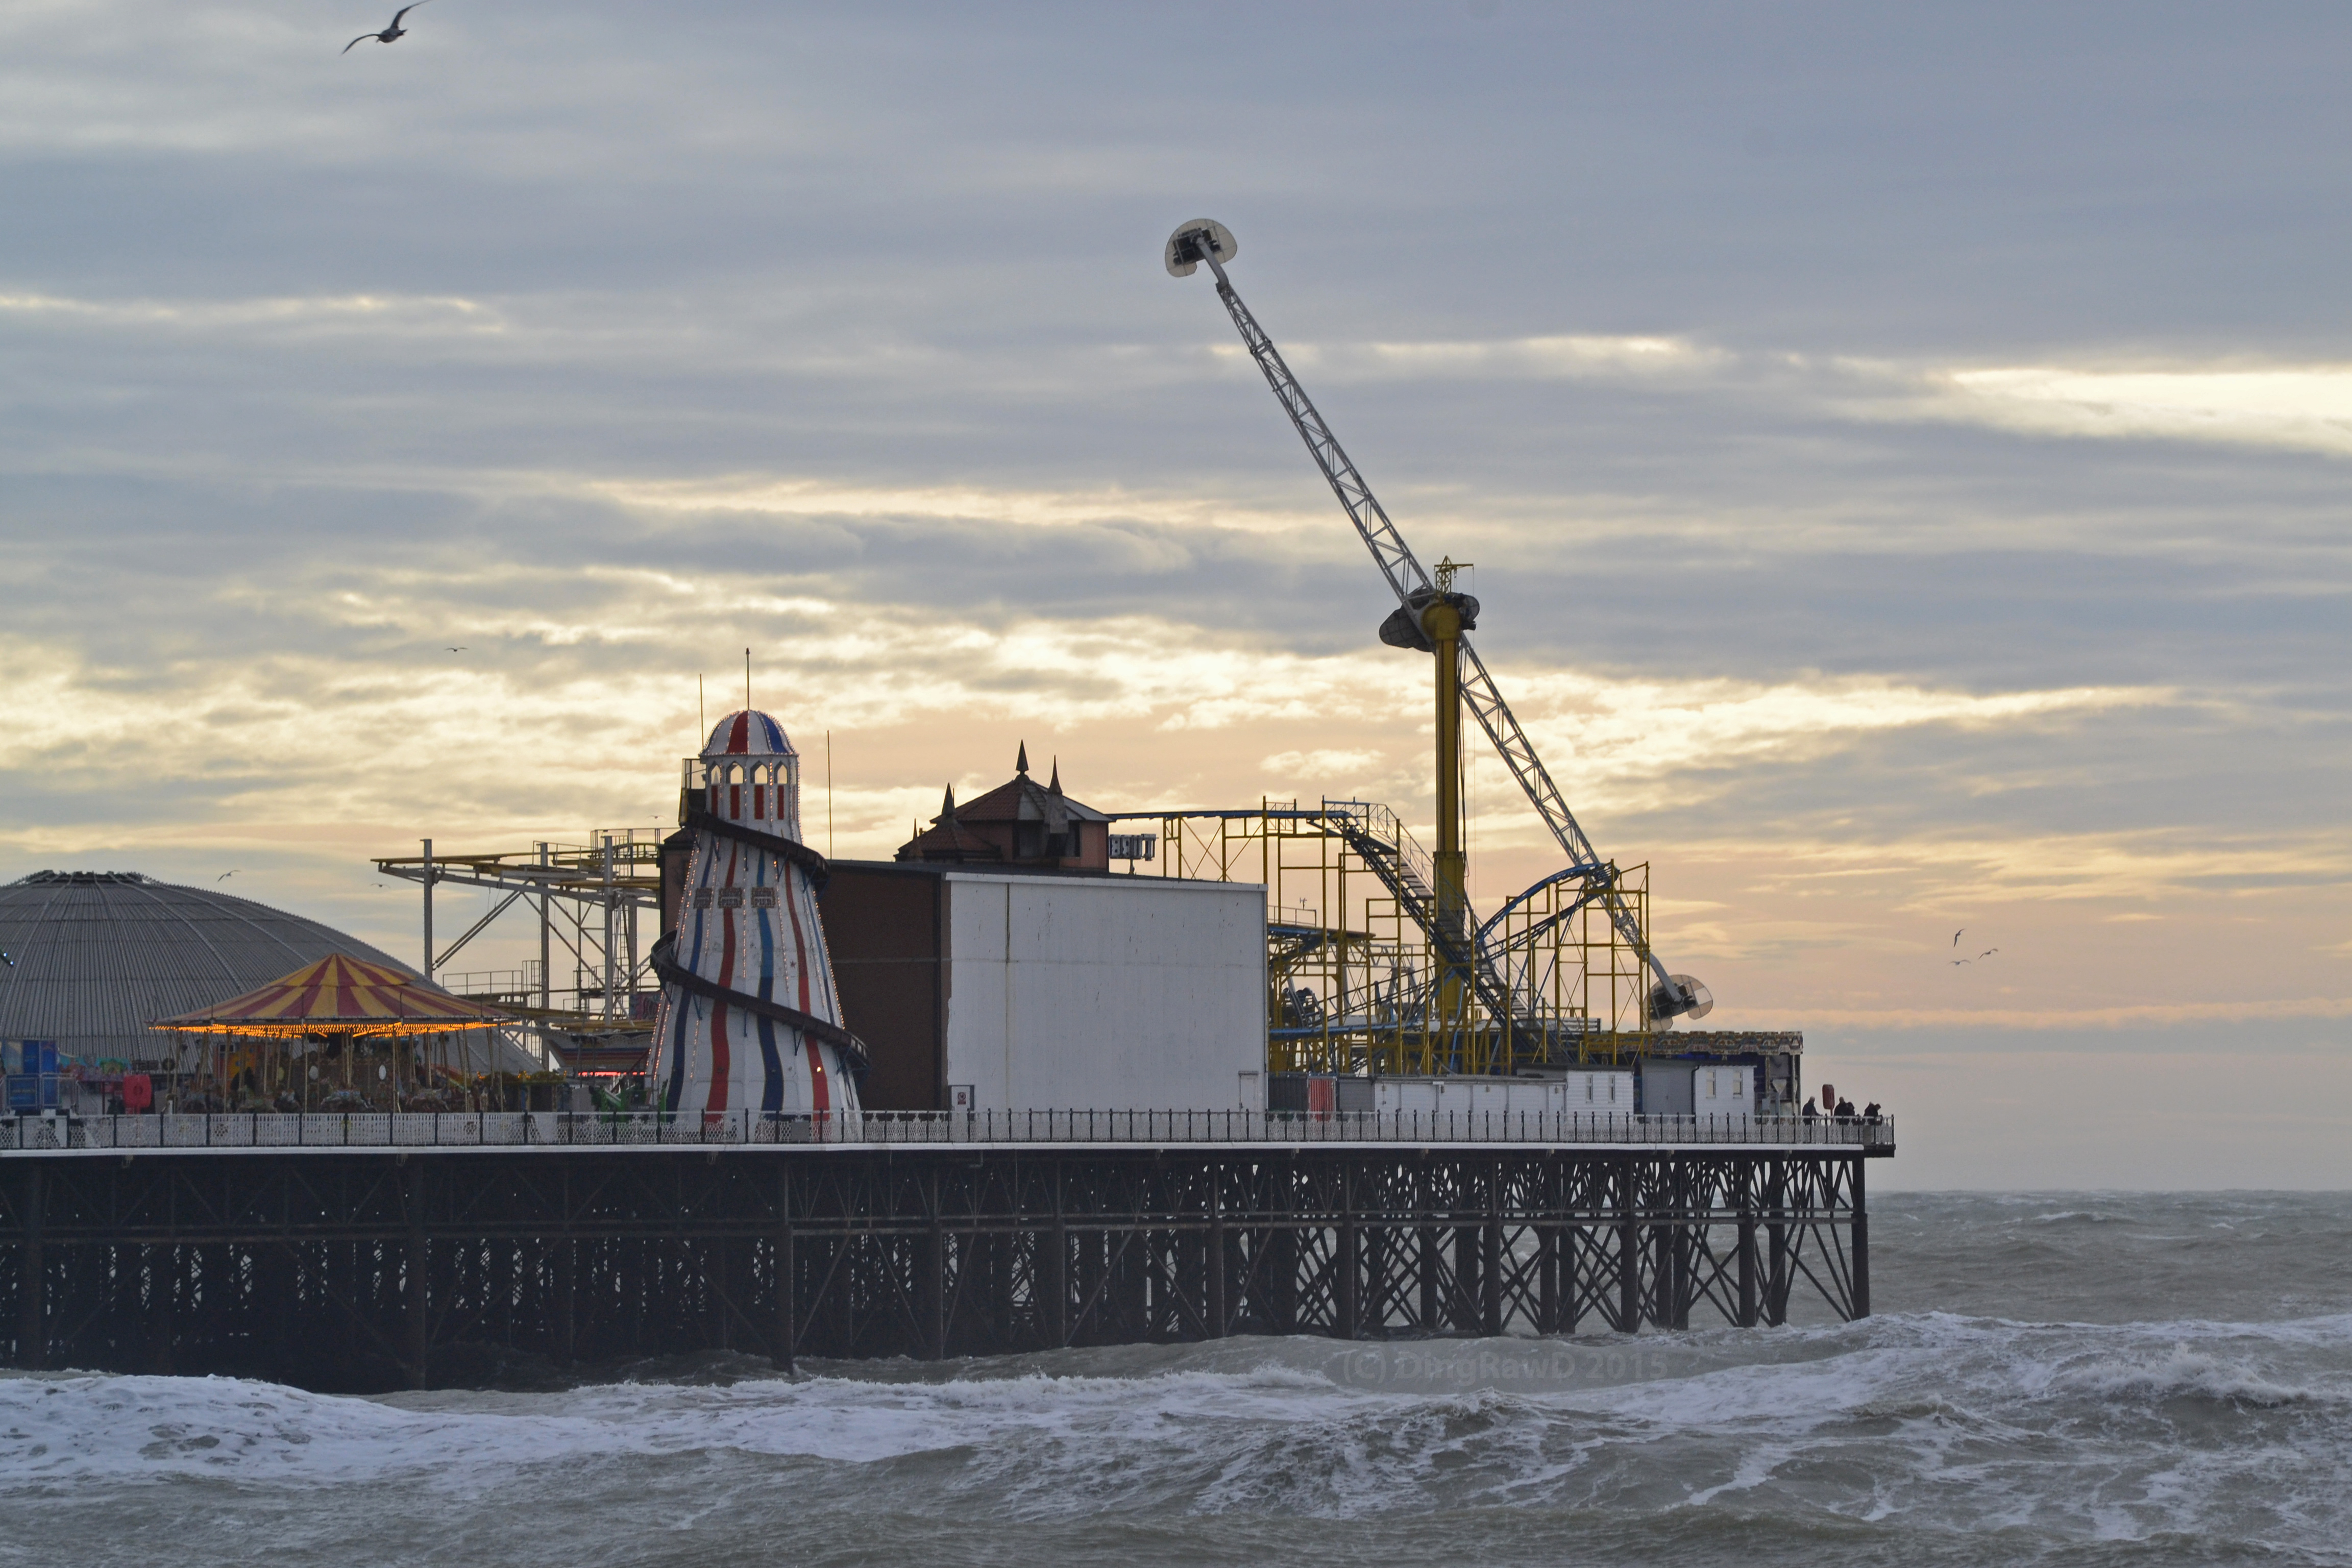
[{"x1": 647, "y1": 709, "x2": 866, "y2": 1125}]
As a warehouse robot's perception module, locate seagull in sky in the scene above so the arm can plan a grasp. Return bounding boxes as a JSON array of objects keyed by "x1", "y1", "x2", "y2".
[
  {"x1": 1977, "y1": 948, "x2": 1999, "y2": 960},
  {"x1": 446, "y1": 646, "x2": 467, "y2": 652},
  {"x1": 217, "y1": 870, "x2": 239, "y2": 881},
  {"x1": 1951, "y1": 928, "x2": 1965, "y2": 948},
  {"x1": 345, "y1": 2, "x2": 431, "y2": 54}
]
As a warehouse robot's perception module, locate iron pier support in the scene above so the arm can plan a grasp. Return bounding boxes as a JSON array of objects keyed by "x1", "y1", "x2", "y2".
[
  {"x1": 2, "y1": 1144, "x2": 1882, "y2": 1388},
  {"x1": 15, "y1": 1163, "x2": 42, "y2": 1371}
]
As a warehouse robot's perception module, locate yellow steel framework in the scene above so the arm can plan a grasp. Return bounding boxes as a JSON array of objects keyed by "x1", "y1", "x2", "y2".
[{"x1": 1110, "y1": 800, "x2": 1655, "y2": 1077}]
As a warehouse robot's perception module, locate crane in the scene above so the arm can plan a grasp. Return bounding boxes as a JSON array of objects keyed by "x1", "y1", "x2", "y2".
[{"x1": 1165, "y1": 218, "x2": 1711, "y2": 1029}]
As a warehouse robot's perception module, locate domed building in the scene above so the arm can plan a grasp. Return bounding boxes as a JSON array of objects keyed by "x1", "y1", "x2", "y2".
[{"x1": 0, "y1": 869, "x2": 419, "y2": 1081}]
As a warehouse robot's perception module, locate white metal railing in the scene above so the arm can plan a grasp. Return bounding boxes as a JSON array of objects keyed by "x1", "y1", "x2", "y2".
[{"x1": 0, "y1": 1109, "x2": 1892, "y2": 1153}]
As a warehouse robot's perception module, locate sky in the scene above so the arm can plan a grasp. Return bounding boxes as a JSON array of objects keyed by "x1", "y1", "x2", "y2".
[{"x1": 3, "y1": 1, "x2": 2347, "y2": 1187}]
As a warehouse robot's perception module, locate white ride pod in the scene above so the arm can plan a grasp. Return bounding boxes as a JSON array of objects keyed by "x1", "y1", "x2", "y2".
[{"x1": 1164, "y1": 218, "x2": 1238, "y2": 277}]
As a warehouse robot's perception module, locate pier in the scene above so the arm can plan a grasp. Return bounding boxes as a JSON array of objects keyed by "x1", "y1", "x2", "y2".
[{"x1": 4, "y1": 1115, "x2": 1886, "y2": 1391}]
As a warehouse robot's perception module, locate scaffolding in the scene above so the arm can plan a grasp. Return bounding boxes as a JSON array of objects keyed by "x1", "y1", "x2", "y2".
[
  {"x1": 1109, "y1": 800, "x2": 1654, "y2": 1078},
  {"x1": 372, "y1": 830, "x2": 664, "y2": 1069}
]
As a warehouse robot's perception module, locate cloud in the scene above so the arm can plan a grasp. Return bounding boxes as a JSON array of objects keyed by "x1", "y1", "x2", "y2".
[
  {"x1": 1215, "y1": 333, "x2": 1726, "y2": 383},
  {"x1": 0, "y1": 289, "x2": 504, "y2": 336},
  {"x1": 1499, "y1": 670, "x2": 2167, "y2": 818},
  {"x1": 1889, "y1": 361, "x2": 2352, "y2": 459},
  {"x1": 1259, "y1": 747, "x2": 1387, "y2": 776},
  {"x1": 1738, "y1": 993, "x2": 2352, "y2": 1031},
  {"x1": 1682, "y1": 823, "x2": 2352, "y2": 910},
  {"x1": 0, "y1": 582, "x2": 2179, "y2": 862},
  {"x1": 587, "y1": 475, "x2": 1323, "y2": 538}
]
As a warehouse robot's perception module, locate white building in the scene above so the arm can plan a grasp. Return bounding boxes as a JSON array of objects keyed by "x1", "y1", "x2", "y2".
[{"x1": 820, "y1": 863, "x2": 1267, "y2": 1115}]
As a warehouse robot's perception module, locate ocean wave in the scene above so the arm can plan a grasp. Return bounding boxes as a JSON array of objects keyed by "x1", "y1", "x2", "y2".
[
  {"x1": 2046, "y1": 1342, "x2": 2322, "y2": 1410},
  {"x1": 5, "y1": 1298, "x2": 2351, "y2": 1561},
  {"x1": 7, "y1": 1310, "x2": 2348, "y2": 1492}
]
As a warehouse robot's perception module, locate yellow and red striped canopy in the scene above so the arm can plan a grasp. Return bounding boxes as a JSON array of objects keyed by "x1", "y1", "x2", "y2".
[{"x1": 151, "y1": 954, "x2": 510, "y2": 1036}]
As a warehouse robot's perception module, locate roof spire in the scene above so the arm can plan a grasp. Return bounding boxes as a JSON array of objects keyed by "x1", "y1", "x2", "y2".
[
  {"x1": 1016, "y1": 741, "x2": 1029, "y2": 776},
  {"x1": 940, "y1": 783, "x2": 957, "y2": 821},
  {"x1": 1049, "y1": 756, "x2": 1062, "y2": 794}
]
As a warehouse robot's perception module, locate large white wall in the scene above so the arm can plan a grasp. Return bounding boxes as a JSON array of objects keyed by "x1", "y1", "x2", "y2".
[{"x1": 941, "y1": 873, "x2": 1265, "y2": 1113}]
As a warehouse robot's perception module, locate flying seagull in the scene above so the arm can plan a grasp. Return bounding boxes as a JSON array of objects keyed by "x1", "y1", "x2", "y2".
[
  {"x1": 1951, "y1": 928, "x2": 1965, "y2": 948},
  {"x1": 217, "y1": 870, "x2": 239, "y2": 881},
  {"x1": 446, "y1": 646, "x2": 467, "y2": 652},
  {"x1": 1977, "y1": 948, "x2": 1999, "y2": 960},
  {"x1": 345, "y1": 1, "x2": 431, "y2": 53}
]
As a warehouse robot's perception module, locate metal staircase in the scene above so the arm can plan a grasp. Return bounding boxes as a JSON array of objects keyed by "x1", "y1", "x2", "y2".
[{"x1": 1319, "y1": 799, "x2": 1539, "y2": 1058}]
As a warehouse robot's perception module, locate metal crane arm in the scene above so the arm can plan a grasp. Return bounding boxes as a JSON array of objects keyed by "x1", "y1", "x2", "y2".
[
  {"x1": 1204, "y1": 263, "x2": 1433, "y2": 608},
  {"x1": 1190, "y1": 241, "x2": 1678, "y2": 997}
]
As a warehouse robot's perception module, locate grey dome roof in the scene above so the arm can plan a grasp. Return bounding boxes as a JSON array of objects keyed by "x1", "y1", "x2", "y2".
[{"x1": 0, "y1": 871, "x2": 417, "y2": 1065}]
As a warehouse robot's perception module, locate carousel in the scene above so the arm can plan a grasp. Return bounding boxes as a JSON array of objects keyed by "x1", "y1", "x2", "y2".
[{"x1": 150, "y1": 953, "x2": 517, "y2": 1112}]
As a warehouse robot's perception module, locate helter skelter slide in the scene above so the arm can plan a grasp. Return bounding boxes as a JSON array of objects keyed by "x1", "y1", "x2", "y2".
[
  {"x1": 647, "y1": 710, "x2": 867, "y2": 1124},
  {"x1": 1165, "y1": 219, "x2": 1710, "y2": 1033}
]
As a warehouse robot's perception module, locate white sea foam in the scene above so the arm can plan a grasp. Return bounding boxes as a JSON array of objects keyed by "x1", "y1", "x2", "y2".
[
  {"x1": 0, "y1": 1363, "x2": 1331, "y2": 1488},
  {"x1": 7, "y1": 1307, "x2": 2346, "y2": 1541},
  {"x1": 2047, "y1": 1341, "x2": 2320, "y2": 1408}
]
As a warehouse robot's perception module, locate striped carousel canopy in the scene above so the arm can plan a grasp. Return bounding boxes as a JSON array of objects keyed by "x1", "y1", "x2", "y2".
[{"x1": 150, "y1": 953, "x2": 511, "y2": 1037}]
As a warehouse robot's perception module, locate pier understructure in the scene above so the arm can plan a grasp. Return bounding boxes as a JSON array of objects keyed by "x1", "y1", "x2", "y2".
[{"x1": 3, "y1": 1139, "x2": 1874, "y2": 1391}]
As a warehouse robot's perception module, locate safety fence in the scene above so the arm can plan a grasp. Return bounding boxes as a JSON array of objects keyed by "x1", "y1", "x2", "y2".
[{"x1": 1, "y1": 1108, "x2": 1892, "y2": 1153}]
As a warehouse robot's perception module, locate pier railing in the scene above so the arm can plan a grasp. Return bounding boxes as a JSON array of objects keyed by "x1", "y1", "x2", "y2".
[{"x1": 1, "y1": 1108, "x2": 1892, "y2": 1153}]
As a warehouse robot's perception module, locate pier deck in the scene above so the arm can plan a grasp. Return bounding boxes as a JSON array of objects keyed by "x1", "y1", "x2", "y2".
[{"x1": 2, "y1": 1108, "x2": 1892, "y2": 1153}]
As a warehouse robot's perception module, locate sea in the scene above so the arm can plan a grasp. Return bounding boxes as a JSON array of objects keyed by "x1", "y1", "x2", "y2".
[{"x1": 5, "y1": 1190, "x2": 2348, "y2": 1567}]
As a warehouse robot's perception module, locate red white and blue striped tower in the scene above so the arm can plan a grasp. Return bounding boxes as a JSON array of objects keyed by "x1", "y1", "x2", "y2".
[{"x1": 648, "y1": 709, "x2": 864, "y2": 1129}]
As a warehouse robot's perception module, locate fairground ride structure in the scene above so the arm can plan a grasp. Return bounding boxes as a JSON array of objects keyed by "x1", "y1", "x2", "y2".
[
  {"x1": 1108, "y1": 799, "x2": 1657, "y2": 1076},
  {"x1": 373, "y1": 832, "x2": 660, "y2": 1071},
  {"x1": 1164, "y1": 219, "x2": 1714, "y2": 1071}
]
